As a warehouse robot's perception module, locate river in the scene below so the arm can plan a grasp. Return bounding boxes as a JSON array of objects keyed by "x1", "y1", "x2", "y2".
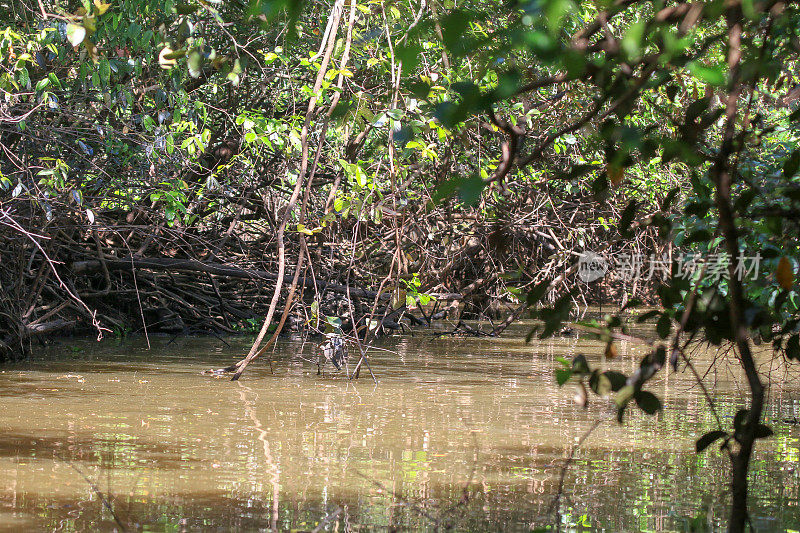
[{"x1": 0, "y1": 323, "x2": 797, "y2": 531}]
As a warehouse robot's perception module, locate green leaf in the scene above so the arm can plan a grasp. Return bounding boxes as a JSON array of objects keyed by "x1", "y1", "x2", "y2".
[
  {"x1": 35, "y1": 77, "x2": 50, "y2": 91},
  {"x1": 99, "y1": 58, "x2": 111, "y2": 85},
  {"x1": 175, "y1": 2, "x2": 198, "y2": 14},
  {"x1": 495, "y1": 70, "x2": 521, "y2": 99},
  {"x1": 686, "y1": 97, "x2": 711, "y2": 123},
  {"x1": 409, "y1": 80, "x2": 431, "y2": 100},
  {"x1": 17, "y1": 67, "x2": 30, "y2": 88},
  {"x1": 441, "y1": 10, "x2": 469, "y2": 51},
  {"x1": 47, "y1": 72, "x2": 61, "y2": 89},
  {"x1": 653, "y1": 345, "x2": 667, "y2": 367},
  {"x1": 537, "y1": 294, "x2": 572, "y2": 338},
  {"x1": 143, "y1": 115, "x2": 155, "y2": 132},
  {"x1": 635, "y1": 390, "x2": 661, "y2": 415},
  {"x1": 685, "y1": 200, "x2": 711, "y2": 217},
  {"x1": 621, "y1": 21, "x2": 646, "y2": 59},
  {"x1": 433, "y1": 174, "x2": 486, "y2": 207},
  {"x1": 687, "y1": 62, "x2": 726, "y2": 87},
  {"x1": 394, "y1": 44, "x2": 421, "y2": 76},
  {"x1": 555, "y1": 368, "x2": 572, "y2": 386},
  {"x1": 696, "y1": 430, "x2": 727, "y2": 453},
  {"x1": 666, "y1": 85, "x2": 679, "y2": 102},
  {"x1": 543, "y1": 0, "x2": 575, "y2": 34},
  {"x1": 684, "y1": 229, "x2": 712, "y2": 245},
  {"x1": 457, "y1": 175, "x2": 485, "y2": 205}
]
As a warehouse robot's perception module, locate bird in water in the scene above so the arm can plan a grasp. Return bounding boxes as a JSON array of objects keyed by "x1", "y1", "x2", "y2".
[{"x1": 317, "y1": 333, "x2": 348, "y2": 374}]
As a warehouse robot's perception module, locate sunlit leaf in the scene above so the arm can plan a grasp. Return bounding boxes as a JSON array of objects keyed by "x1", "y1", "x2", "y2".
[
  {"x1": 66, "y1": 23, "x2": 86, "y2": 47},
  {"x1": 35, "y1": 77, "x2": 50, "y2": 91},
  {"x1": 159, "y1": 47, "x2": 178, "y2": 68},
  {"x1": 187, "y1": 49, "x2": 202, "y2": 78},
  {"x1": 85, "y1": 39, "x2": 99, "y2": 63},
  {"x1": 687, "y1": 62, "x2": 726, "y2": 87},
  {"x1": 93, "y1": 0, "x2": 111, "y2": 15}
]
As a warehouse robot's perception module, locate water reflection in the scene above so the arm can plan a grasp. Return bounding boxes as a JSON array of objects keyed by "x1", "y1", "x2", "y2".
[{"x1": 0, "y1": 325, "x2": 797, "y2": 531}]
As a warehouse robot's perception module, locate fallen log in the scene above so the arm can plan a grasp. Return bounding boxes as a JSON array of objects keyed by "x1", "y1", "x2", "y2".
[{"x1": 26, "y1": 319, "x2": 77, "y2": 335}]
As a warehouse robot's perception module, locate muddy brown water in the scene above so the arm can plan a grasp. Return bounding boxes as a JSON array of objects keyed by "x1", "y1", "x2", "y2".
[{"x1": 0, "y1": 323, "x2": 798, "y2": 531}]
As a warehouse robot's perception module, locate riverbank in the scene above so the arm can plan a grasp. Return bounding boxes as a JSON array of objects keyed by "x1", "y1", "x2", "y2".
[{"x1": 0, "y1": 198, "x2": 662, "y2": 364}]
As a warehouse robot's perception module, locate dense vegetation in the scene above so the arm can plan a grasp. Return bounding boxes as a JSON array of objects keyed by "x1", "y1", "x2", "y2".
[{"x1": 2, "y1": 0, "x2": 800, "y2": 529}]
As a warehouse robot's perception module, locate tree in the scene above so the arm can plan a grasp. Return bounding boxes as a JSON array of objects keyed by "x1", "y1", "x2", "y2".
[{"x1": 428, "y1": 1, "x2": 798, "y2": 530}]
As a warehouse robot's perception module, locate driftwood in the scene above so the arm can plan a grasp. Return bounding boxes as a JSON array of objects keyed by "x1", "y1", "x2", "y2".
[{"x1": 26, "y1": 319, "x2": 77, "y2": 335}]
